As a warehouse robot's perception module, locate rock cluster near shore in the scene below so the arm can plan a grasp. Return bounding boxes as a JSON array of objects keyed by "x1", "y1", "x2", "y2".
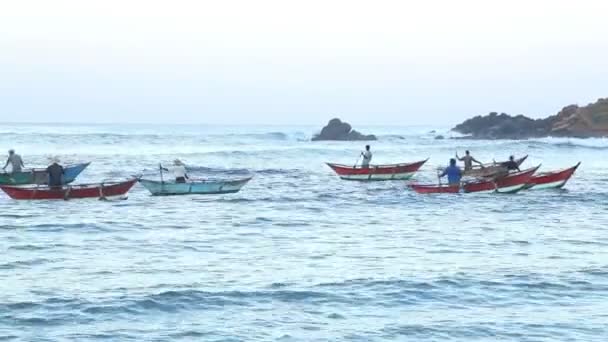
[
  {"x1": 312, "y1": 118, "x2": 377, "y2": 141},
  {"x1": 452, "y1": 113, "x2": 552, "y2": 139},
  {"x1": 453, "y1": 98, "x2": 608, "y2": 139}
]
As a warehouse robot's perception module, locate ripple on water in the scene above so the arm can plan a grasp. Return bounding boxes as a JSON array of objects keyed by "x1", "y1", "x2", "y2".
[
  {"x1": 0, "y1": 258, "x2": 54, "y2": 270},
  {"x1": 2, "y1": 126, "x2": 608, "y2": 340}
]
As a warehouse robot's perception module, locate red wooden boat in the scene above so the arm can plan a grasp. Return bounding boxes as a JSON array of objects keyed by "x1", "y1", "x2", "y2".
[
  {"x1": 410, "y1": 165, "x2": 540, "y2": 194},
  {"x1": 327, "y1": 159, "x2": 428, "y2": 181},
  {"x1": 409, "y1": 184, "x2": 460, "y2": 194},
  {"x1": 0, "y1": 178, "x2": 137, "y2": 200},
  {"x1": 463, "y1": 165, "x2": 540, "y2": 193},
  {"x1": 525, "y1": 162, "x2": 580, "y2": 190}
]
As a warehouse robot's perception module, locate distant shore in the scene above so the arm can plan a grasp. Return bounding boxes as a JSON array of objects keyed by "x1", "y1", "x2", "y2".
[{"x1": 452, "y1": 97, "x2": 608, "y2": 139}]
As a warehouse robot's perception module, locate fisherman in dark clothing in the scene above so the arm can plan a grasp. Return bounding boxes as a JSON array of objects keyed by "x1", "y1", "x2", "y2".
[
  {"x1": 47, "y1": 158, "x2": 65, "y2": 187},
  {"x1": 502, "y1": 155, "x2": 521, "y2": 172}
]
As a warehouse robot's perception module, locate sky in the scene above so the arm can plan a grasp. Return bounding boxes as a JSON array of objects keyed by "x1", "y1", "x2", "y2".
[{"x1": 1, "y1": 0, "x2": 607, "y2": 126}]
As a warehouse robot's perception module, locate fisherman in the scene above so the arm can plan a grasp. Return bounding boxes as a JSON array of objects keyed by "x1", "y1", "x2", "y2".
[
  {"x1": 167, "y1": 159, "x2": 189, "y2": 183},
  {"x1": 2, "y1": 149, "x2": 24, "y2": 173},
  {"x1": 456, "y1": 150, "x2": 483, "y2": 171},
  {"x1": 46, "y1": 157, "x2": 64, "y2": 188},
  {"x1": 360, "y1": 145, "x2": 372, "y2": 168},
  {"x1": 502, "y1": 155, "x2": 521, "y2": 172},
  {"x1": 439, "y1": 158, "x2": 462, "y2": 185}
]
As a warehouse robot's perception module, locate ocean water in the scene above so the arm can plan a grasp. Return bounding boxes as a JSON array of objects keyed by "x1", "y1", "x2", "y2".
[{"x1": 1, "y1": 123, "x2": 607, "y2": 341}]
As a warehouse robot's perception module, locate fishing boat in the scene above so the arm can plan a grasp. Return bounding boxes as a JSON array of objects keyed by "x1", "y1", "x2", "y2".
[
  {"x1": 462, "y1": 165, "x2": 540, "y2": 193},
  {"x1": 0, "y1": 162, "x2": 90, "y2": 185},
  {"x1": 410, "y1": 165, "x2": 539, "y2": 194},
  {"x1": 0, "y1": 178, "x2": 137, "y2": 200},
  {"x1": 463, "y1": 155, "x2": 528, "y2": 178},
  {"x1": 409, "y1": 184, "x2": 460, "y2": 194},
  {"x1": 138, "y1": 177, "x2": 252, "y2": 196},
  {"x1": 525, "y1": 162, "x2": 580, "y2": 190},
  {"x1": 326, "y1": 159, "x2": 428, "y2": 181}
]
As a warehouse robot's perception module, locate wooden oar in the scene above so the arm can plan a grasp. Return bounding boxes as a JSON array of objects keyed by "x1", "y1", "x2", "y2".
[
  {"x1": 436, "y1": 168, "x2": 442, "y2": 187},
  {"x1": 353, "y1": 155, "x2": 361, "y2": 168},
  {"x1": 98, "y1": 183, "x2": 107, "y2": 201}
]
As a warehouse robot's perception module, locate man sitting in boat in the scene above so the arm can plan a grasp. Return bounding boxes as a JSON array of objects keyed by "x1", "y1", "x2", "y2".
[
  {"x1": 2, "y1": 149, "x2": 24, "y2": 173},
  {"x1": 46, "y1": 158, "x2": 64, "y2": 188},
  {"x1": 166, "y1": 159, "x2": 189, "y2": 183},
  {"x1": 501, "y1": 155, "x2": 521, "y2": 172},
  {"x1": 439, "y1": 158, "x2": 462, "y2": 185},
  {"x1": 361, "y1": 145, "x2": 372, "y2": 168},
  {"x1": 456, "y1": 150, "x2": 483, "y2": 171}
]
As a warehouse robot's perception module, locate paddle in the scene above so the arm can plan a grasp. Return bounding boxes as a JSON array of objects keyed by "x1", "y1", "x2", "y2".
[
  {"x1": 436, "y1": 167, "x2": 443, "y2": 187},
  {"x1": 159, "y1": 163, "x2": 164, "y2": 183},
  {"x1": 353, "y1": 154, "x2": 361, "y2": 168}
]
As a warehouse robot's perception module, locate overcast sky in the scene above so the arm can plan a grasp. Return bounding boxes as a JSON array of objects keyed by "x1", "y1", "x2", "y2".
[{"x1": 1, "y1": 0, "x2": 607, "y2": 125}]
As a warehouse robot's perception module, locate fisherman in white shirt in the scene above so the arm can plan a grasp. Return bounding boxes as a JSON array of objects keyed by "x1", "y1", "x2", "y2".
[
  {"x1": 2, "y1": 149, "x2": 24, "y2": 173},
  {"x1": 361, "y1": 145, "x2": 372, "y2": 168},
  {"x1": 163, "y1": 159, "x2": 189, "y2": 183}
]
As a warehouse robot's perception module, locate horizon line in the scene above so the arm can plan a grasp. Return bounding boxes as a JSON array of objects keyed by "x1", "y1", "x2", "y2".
[{"x1": 0, "y1": 121, "x2": 448, "y2": 128}]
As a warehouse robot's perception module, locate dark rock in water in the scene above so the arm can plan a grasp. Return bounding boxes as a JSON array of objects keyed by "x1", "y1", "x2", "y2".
[
  {"x1": 452, "y1": 112, "x2": 552, "y2": 139},
  {"x1": 434, "y1": 135, "x2": 445, "y2": 140},
  {"x1": 428, "y1": 130, "x2": 436, "y2": 134},
  {"x1": 452, "y1": 97, "x2": 608, "y2": 139},
  {"x1": 312, "y1": 118, "x2": 377, "y2": 141}
]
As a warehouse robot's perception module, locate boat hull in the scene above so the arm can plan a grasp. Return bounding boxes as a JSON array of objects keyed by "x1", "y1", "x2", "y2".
[
  {"x1": 327, "y1": 159, "x2": 427, "y2": 181},
  {"x1": 0, "y1": 178, "x2": 137, "y2": 200},
  {"x1": 409, "y1": 184, "x2": 460, "y2": 194},
  {"x1": 0, "y1": 162, "x2": 90, "y2": 185},
  {"x1": 525, "y1": 162, "x2": 580, "y2": 190},
  {"x1": 138, "y1": 177, "x2": 252, "y2": 196},
  {"x1": 463, "y1": 165, "x2": 540, "y2": 194}
]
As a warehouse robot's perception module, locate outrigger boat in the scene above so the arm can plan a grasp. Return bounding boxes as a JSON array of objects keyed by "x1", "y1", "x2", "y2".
[
  {"x1": 462, "y1": 165, "x2": 540, "y2": 193},
  {"x1": 464, "y1": 155, "x2": 528, "y2": 178},
  {"x1": 138, "y1": 163, "x2": 253, "y2": 196},
  {"x1": 327, "y1": 159, "x2": 428, "y2": 181},
  {"x1": 0, "y1": 178, "x2": 137, "y2": 200},
  {"x1": 525, "y1": 162, "x2": 580, "y2": 190},
  {"x1": 0, "y1": 162, "x2": 90, "y2": 185},
  {"x1": 138, "y1": 177, "x2": 252, "y2": 196},
  {"x1": 410, "y1": 165, "x2": 540, "y2": 194}
]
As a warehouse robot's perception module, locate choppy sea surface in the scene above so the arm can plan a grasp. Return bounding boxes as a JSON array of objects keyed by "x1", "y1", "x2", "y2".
[{"x1": 1, "y1": 123, "x2": 607, "y2": 341}]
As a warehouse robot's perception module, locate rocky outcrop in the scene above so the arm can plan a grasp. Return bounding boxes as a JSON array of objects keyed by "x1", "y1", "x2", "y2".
[
  {"x1": 452, "y1": 112, "x2": 552, "y2": 139},
  {"x1": 550, "y1": 99, "x2": 608, "y2": 137},
  {"x1": 453, "y1": 98, "x2": 608, "y2": 139},
  {"x1": 312, "y1": 118, "x2": 377, "y2": 141}
]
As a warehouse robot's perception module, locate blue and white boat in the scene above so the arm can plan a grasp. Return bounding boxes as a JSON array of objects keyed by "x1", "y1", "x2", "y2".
[
  {"x1": 0, "y1": 162, "x2": 91, "y2": 185},
  {"x1": 138, "y1": 177, "x2": 252, "y2": 196}
]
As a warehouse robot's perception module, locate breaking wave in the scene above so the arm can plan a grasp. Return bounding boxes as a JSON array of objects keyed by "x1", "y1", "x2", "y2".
[{"x1": 524, "y1": 137, "x2": 608, "y2": 150}]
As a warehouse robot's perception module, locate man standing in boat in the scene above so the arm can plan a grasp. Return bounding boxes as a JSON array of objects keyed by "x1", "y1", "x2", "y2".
[
  {"x1": 456, "y1": 150, "x2": 483, "y2": 171},
  {"x1": 163, "y1": 159, "x2": 189, "y2": 183},
  {"x1": 439, "y1": 158, "x2": 462, "y2": 185},
  {"x1": 2, "y1": 149, "x2": 24, "y2": 173},
  {"x1": 360, "y1": 145, "x2": 372, "y2": 168},
  {"x1": 46, "y1": 157, "x2": 64, "y2": 188},
  {"x1": 502, "y1": 155, "x2": 521, "y2": 172}
]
